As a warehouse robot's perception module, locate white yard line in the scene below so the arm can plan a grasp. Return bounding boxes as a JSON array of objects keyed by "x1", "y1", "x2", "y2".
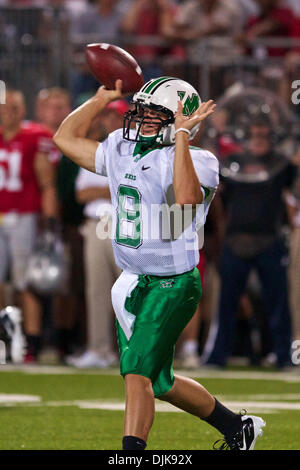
[
  {"x1": 218, "y1": 394, "x2": 300, "y2": 401},
  {"x1": 1, "y1": 364, "x2": 300, "y2": 382},
  {"x1": 0, "y1": 394, "x2": 300, "y2": 413},
  {"x1": 0, "y1": 394, "x2": 41, "y2": 403},
  {"x1": 76, "y1": 400, "x2": 300, "y2": 412}
]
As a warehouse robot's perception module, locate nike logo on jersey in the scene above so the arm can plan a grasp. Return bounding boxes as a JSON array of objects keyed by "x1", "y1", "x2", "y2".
[{"x1": 142, "y1": 165, "x2": 150, "y2": 171}]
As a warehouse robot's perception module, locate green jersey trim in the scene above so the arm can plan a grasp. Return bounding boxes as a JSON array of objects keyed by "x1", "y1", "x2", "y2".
[
  {"x1": 189, "y1": 145, "x2": 204, "y2": 151},
  {"x1": 201, "y1": 185, "x2": 211, "y2": 200},
  {"x1": 133, "y1": 142, "x2": 167, "y2": 161}
]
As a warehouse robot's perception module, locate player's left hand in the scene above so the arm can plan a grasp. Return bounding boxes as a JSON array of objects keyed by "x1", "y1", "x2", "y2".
[{"x1": 175, "y1": 99, "x2": 216, "y2": 133}]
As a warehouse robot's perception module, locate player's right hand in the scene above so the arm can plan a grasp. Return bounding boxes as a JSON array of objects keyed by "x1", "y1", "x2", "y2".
[{"x1": 95, "y1": 79, "x2": 127, "y2": 103}]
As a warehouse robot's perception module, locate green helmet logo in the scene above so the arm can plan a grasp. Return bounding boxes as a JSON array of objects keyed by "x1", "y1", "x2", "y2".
[{"x1": 177, "y1": 91, "x2": 199, "y2": 115}]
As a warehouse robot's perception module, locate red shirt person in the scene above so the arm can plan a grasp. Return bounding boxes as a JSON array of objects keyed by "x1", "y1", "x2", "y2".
[
  {"x1": 243, "y1": 0, "x2": 295, "y2": 57},
  {"x1": 120, "y1": 0, "x2": 181, "y2": 73},
  {"x1": 0, "y1": 89, "x2": 58, "y2": 361},
  {"x1": 0, "y1": 121, "x2": 58, "y2": 214}
]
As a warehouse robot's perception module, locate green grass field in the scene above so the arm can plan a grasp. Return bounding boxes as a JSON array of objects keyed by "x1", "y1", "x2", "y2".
[{"x1": 0, "y1": 365, "x2": 300, "y2": 450}]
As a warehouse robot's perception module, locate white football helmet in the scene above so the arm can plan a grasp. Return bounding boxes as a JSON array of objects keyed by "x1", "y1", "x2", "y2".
[
  {"x1": 123, "y1": 77, "x2": 201, "y2": 145},
  {"x1": 26, "y1": 230, "x2": 68, "y2": 296}
]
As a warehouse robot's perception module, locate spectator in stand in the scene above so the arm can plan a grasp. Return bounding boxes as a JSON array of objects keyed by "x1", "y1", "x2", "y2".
[
  {"x1": 285, "y1": 9, "x2": 300, "y2": 69},
  {"x1": 239, "y1": 0, "x2": 295, "y2": 57},
  {"x1": 287, "y1": 0, "x2": 300, "y2": 18},
  {"x1": 202, "y1": 118, "x2": 296, "y2": 369},
  {"x1": 22, "y1": 0, "x2": 86, "y2": 9},
  {"x1": 238, "y1": 0, "x2": 260, "y2": 25},
  {"x1": 35, "y1": 87, "x2": 71, "y2": 137},
  {"x1": 177, "y1": 192, "x2": 224, "y2": 369},
  {"x1": 276, "y1": 10, "x2": 300, "y2": 110},
  {"x1": 286, "y1": 147, "x2": 300, "y2": 342},
  {"x1": 70, "y1": 0, "x2": 130, "y2": 102},
  {"x1": 120, "y1": 0, "x2": 179, "y2": 81},
  {"x1": 35, "y1": 87, "x2": 87, "y2": 361},
  {"x1": 164, "y1": 0, "x2": 242, "y2": 62},
  {"x1": 70, "y1": 0, "x2": 129, "y2": 41},
  {"x1": 68, "y1": 101, "x2": 128, "y2": 368},
  {"x1": 163, "y1": 0, "x2": 243, "y2": 92},
  {"x1": 253, "y1": 3, "x2": 300, "y2": 109},
  {"x1": 0, "y1": 89, "x2": 58, "y2": 362}
]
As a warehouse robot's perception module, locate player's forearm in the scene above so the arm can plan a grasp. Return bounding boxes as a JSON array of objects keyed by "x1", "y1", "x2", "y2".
[
  {"x1": 76, "y1": 186, "x2": 111, "y2": 204},
  {"x1": 53, "y1": 97, "x2": 107, "y2": 172},
  {"x1": 54, "y1": 96, "x2": 108, "y2": 141},
  {"x1": 173, "y1": 132, "x2": 203, "y2": 207}
]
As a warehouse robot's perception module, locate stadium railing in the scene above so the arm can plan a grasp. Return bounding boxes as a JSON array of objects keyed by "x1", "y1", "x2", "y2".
[{"x1": 0, "y1": 6, "x2": 299, "y2": 114}]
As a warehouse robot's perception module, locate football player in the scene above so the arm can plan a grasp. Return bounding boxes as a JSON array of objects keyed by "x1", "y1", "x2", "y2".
[{"x1": 54, "y1": 77, "x2": 265, "y2": 450}]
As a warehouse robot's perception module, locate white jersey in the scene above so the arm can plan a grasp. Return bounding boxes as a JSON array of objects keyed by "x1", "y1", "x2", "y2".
[{"x1": 95, "y1": 129, "x2": 219, "y2": 276}]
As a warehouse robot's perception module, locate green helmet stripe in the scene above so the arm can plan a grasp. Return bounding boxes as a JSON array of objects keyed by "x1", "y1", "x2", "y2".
[
  {"x1": 139, "y1": 80, "x2": 154, "y2": 93},
  {"x1": 143, "y1": 76, "x2": 173, "y2": 94},
  {"x1": 150, "y1": 78, "x2": 178, "y2": 94}
]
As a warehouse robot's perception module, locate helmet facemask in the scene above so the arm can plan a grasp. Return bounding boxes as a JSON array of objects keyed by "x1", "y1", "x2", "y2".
[
  {"x1": 123, "y1": 102, "x2": 174, "y2": 145},
  {"x1": 123, "y1": 76, "x2": 201, "y2": 145}
]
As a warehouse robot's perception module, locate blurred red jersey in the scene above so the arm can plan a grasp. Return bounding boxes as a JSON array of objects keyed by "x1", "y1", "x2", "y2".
[
  {"x1": 0, "y1": 122, "x2": 58, "y2": 214},
  {"x1": 247, "y1": 7, "x2": 295, "y2": 56},
  {"x1": 22, "y1": 121, "x2": 60, "y2": 165}
]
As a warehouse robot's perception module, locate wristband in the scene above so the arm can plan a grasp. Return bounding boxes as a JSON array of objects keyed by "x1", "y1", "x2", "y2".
[{"x1": 175, "y1": 128, "x2": 191, "y2": 136}]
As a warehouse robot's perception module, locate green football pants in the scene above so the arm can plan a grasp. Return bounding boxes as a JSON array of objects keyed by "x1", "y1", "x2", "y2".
[{"x1": 115, "y1": 267, "x2": 202, "y2": 397}]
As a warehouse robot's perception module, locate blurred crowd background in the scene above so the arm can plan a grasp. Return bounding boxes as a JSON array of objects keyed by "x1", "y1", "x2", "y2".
[{"x1": 0, "y1": 0, "x2": 300, "y2": 370}]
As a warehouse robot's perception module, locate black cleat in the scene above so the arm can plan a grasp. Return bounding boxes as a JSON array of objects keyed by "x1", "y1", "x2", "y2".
[{"x1": 213, "y1": 414, "x2": 266, "y2": 450}]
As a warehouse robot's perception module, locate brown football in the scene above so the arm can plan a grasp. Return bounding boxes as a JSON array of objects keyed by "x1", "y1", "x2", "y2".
[{"x1": 85, "y1": 43, "x2": 144, "y2": 94}]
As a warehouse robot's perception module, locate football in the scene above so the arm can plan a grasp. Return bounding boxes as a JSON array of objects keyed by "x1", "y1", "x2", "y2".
[{"x1": 85, "y1": 43, "x2": 144, "y2": 94}]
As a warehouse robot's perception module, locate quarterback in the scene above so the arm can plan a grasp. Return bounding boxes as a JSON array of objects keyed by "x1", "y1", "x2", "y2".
[{"x1": 54, "y1": 77, "x2": 265, "y2": 450}]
